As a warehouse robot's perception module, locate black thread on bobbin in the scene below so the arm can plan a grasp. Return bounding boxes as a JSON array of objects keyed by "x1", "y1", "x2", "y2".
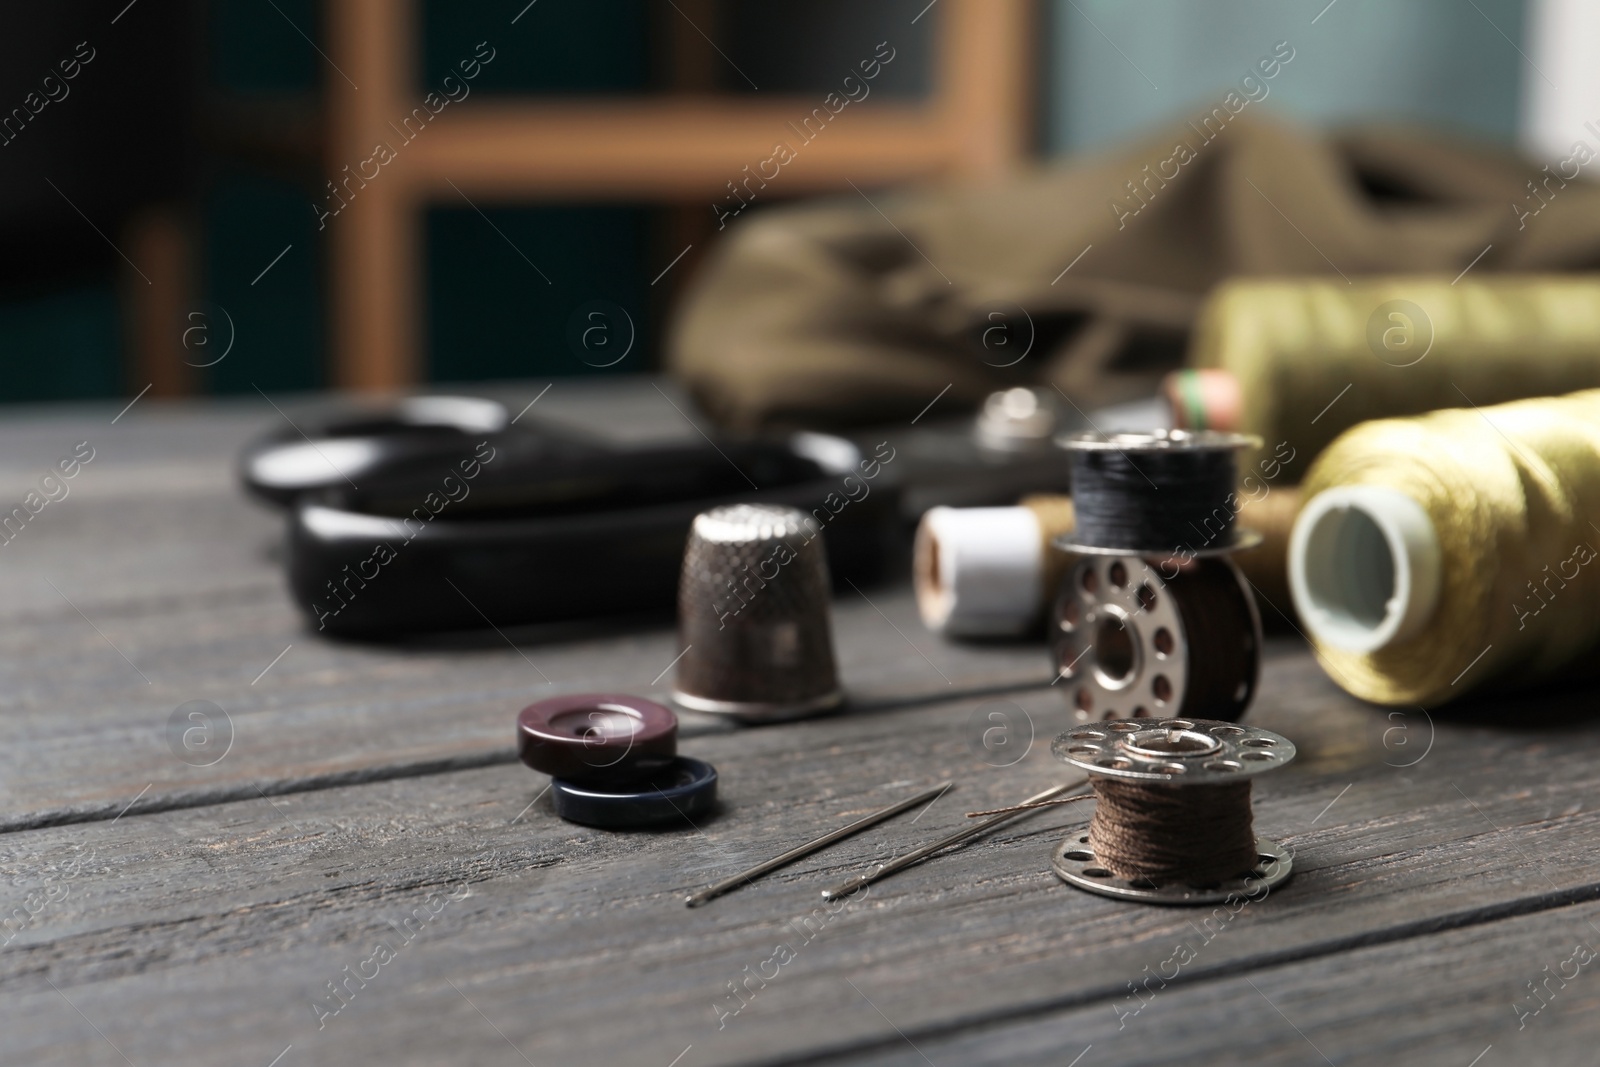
[{"x1": 1063, "y1": 433, "x2": 1244, "y2": 554}]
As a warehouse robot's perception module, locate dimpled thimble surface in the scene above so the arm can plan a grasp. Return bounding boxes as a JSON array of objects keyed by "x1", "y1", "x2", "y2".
[{"x1": 672, "y1": 503, "x2": 842, "y2": 722}]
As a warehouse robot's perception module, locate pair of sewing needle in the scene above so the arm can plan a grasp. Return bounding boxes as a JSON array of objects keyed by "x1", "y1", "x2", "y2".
[
  {"x1": 820, "y1": 779, "x2": 1087, "y2": 901},
  {"x1": 685, "y1": 781, "x2": 954, "y2": 907}
]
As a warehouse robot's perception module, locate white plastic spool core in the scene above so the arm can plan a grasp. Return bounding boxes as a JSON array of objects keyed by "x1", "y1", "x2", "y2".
[{"x1": 1289, "y1": 486, "x2": 1441, "y2": 654}]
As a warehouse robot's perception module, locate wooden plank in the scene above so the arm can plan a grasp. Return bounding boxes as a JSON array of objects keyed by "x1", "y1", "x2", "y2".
[
  {"x1": 324, "y1": 0, "x2": 420, "y2": 390},
  {"x1": 937, "y1": 0, "x2": 1035, "y2": 180},
  {"x1": 831, "y1": 896, "x2": 1600, "y2": 1065},
  {"x1": 404, "y1": 101, "x2": 959, "y2": 199},
  {"x1": 122, "y1": 206, "x2": 198, "y2": 398},
  {"x1": 2, "y1": 664, "x2": 1598, "y2": 1065},
  {"x1": 0, "y1": 392, "x2": 1052, "y2": 826}
]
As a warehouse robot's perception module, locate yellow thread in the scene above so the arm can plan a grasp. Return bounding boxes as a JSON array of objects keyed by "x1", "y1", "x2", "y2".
[
  {"x1": 1190, "y1": 276, "x2": 1600, "y2": 483},
  {"x1": 1301, "y1": 388, "x2": 1600, "y2": 705}
]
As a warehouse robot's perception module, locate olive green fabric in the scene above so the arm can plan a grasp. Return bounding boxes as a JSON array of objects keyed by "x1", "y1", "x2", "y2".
[{"x1": 668, "y1": 114, "x2": 1600, "y2": 429}]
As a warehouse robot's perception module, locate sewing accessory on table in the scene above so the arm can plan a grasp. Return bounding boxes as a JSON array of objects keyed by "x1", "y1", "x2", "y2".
[
  {"x1": 684, "y1": 782, "x2": 954, "y2": 907},
  {"x1": 517, "y1": 694, "x2": 677, "y2": 785},
  {"x1": 672, "y1": 503, "x2": 843, "y2": 723},
  {"x1": 915, "y1": 488, "x2": 1298, "y2": 638},
  {"x1": 819, "y1": 781, "x2": 1085, "y2": 901},
  {"x1": 1049, "y1": 717, "x2": 1295, "y2": 904},
  {"x1": 239, "y1": 396, "x2": 895, "y2": 637},
  {"x1": 549, "y1": 758, "x2": 719, "y2": 829},
  {"x1": 1051, "y1": 430, "x2": 1264, "y2": 723},
  {"x1": 1290, "y1": 387, "x2": 1600, "y2": 706},
  {"x1": 914, "y1": 495, "x2": 1076, "y2": 637},
  {"x1": 516, "y1": 694, "x2": 718, "y2": 829}
]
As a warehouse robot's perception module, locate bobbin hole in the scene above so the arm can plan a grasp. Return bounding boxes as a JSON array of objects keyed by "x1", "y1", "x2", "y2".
[
  {"x1": 1152, "y1": 676, "x2": 1173, "y2": 703},
  {"x1": 1153, "y1": 628, "x2": 1174, "y2": 656},
  {"x1": 1064, "y1": 850, "x2": 1093, "y2": 862},
  {"x1": 1136, "y1": 583, "x2": 1157, "y2": 612},
  {"x1": 1075, "y1": 688, "x2": 1093, "y2": 713},
  {"x1": 1059, "y1": 600, "x2": 1080, "y2": 629},
  {"x1": 1242, "y1": 752, "x2": 1273, "y2": 762},
  {"x1": 1123, "y1": 729, "x2": 1220, "y2": 758},
  {"x1": 1093, "y1": 616, "x2": 1136, "y2": 684},
  {"x1": 1109, "y1": 562, "x2": 1128, "y2": 589},
  {"x1": 1243, "y1": 737, "x2": 1277, "y2": 748},
  {"x1": 1083, "y1": 868, "x2": 1113, "y2": 878},
  {"x1": 1203, "y1": 759, "x2": 1242, "y2": 772},
  {"x1": 1081, "y1": 569, "x2": 1099, "y2": 594}
]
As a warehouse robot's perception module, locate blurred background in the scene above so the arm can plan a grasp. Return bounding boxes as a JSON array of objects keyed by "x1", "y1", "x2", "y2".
[{"x1": 0, "y1": 0, "x2": 1569, "y2": 405}]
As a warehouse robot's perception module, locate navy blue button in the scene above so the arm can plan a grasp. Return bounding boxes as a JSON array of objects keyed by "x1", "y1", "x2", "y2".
[{"x1": 550, "y1": 757, "x2": 718, "y2": 829}]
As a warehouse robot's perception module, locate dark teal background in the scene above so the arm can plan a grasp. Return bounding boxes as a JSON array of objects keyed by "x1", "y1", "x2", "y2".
[{"x1": 0, "y1": 0, "x2": 1531, "y2": 403}]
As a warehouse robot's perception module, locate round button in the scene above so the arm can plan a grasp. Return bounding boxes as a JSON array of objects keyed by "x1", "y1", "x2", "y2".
[
  {"x1": 517, "y1": 694, "x2": 677, "y2": 785},
  {"x1": 550, "y1": 756, "x2": 718, "y2": 829}
]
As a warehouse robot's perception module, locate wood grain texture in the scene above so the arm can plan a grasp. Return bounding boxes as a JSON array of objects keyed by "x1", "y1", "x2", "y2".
[
  {"x1": 2, "y1": 655, "x2": 1598, "y2": 1066},
  {"x1": 0, "y1": 393, "x2": 1593, "y2": 1066},
  {"x1": 831, "y1": 896, "x2": 1600, "y2": 1066},
  {"x1": 0, "y1": 392, "x2": 1049, "y2": 828}
]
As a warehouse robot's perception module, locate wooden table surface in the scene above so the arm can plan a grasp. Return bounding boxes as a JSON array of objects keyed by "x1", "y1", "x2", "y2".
[{"x1": 1, "y1": 380, "x2": 1596, "y2": 1067}]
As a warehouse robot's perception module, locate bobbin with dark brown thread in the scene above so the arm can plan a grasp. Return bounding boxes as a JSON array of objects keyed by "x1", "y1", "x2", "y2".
[
  {"x1": 1049, "y1": 717, "x2": 1295, "y2": 904},
  {"x1": 1051, "y1": 430, "x2": 1264, "y2": 725},
  {"x1": 1051, "y1": 555, "x2": 1260, "y2": 723}
]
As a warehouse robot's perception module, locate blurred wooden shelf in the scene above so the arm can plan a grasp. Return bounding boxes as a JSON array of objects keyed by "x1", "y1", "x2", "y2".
[
  {"x1": 407, "y1": 99, "x2": 964, "y2": 198},
  {"x1": 319, "y1": 0, "x2": 1035, "y2": 390}
]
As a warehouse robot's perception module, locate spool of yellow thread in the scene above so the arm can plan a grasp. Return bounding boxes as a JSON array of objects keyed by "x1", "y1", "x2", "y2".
[
  {"x1": 1188, "y1": 276, "x2": 1600, "y2": 482},
  {"x1": 1288, "y1": 388, "x2": 1600, "y2": 706}
]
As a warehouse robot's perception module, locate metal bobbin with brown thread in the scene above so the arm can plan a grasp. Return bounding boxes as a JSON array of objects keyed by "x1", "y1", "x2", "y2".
[
  {"x1": 1051, "y1": 430, "x2": 1264, "y2": 724},
  {"x1": 1050, "y1": 717, "x2": 1296, "y2": 905}
]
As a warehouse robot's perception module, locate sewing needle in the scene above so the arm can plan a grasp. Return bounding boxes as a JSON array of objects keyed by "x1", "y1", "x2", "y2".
[
  {"x1": 820, "y1": 779, "x2": 1087, "y2": 901},
  {"x1": 685, "y1": 781, "x2": 954, "y2": 907}
]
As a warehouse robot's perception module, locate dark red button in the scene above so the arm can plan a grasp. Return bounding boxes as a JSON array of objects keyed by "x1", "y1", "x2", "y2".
[{"x1": 517, "y1": 694, "x2": 678, "y2": 785}]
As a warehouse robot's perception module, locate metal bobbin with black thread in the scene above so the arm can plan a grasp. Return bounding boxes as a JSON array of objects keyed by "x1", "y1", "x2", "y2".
[
  {"x1": 1051, "y1": 430, "x2": 1264, "y2": 724},
  {"x1": 1050, "y1": 717, "x2": 1295, "y2": 904}
]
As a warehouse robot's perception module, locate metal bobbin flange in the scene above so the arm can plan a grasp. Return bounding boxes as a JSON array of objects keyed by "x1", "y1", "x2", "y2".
[
  {"x1": 1051, "y1": 556, "x2": 1260, "y2": 724},
  {"x1": 1049, "y1": 717, "x2": 1295, "y2": 904}
]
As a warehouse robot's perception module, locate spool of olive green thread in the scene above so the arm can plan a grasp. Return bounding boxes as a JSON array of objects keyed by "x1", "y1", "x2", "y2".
[
  {"x1": 1289, "y1": 388, "x2": 1600, "y2": 706},
  {"x1": 1188, "y1": 275, "x2": 1600, "y2": 483}
]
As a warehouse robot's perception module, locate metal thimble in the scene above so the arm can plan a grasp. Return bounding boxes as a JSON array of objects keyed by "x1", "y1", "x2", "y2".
[{"x1": 672, "y1": 503, "x2": 843, "y2": 722}]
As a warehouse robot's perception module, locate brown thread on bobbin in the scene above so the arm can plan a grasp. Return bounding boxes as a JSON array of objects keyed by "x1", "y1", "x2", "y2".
[{"x1": 1087, "y1": 777, "x2": 1259, "y2": 885}]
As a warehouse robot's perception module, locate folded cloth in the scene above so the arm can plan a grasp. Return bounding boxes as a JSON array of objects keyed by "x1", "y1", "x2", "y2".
[{"x1": 668, "y1": 114, "x2": 1600, "y2": 429}]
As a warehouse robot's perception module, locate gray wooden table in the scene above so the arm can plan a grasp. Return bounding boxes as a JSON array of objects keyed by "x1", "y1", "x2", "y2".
[{"x1": 0, "y1": 380, "x2": 1594, "y2": 1067}]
